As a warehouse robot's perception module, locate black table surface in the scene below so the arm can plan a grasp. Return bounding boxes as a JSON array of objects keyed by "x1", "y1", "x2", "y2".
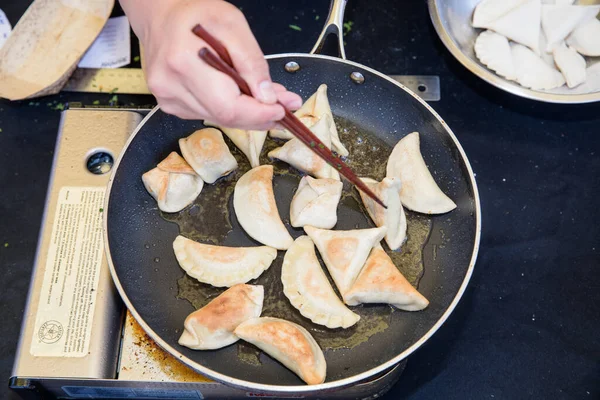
[{"x1": 1, "y1": 1, "x2": 599, "y2": 399}]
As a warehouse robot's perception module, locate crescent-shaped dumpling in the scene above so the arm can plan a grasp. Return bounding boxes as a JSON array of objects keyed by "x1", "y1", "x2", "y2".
[
  {"x1": 474, "y1": 30, "x2": 516, "y2": 81},
  {"x1": 541, "y1": 5, "x2": 600, "y2": 52},
  {"x1": 233, "y1": 165, "x2": 294, "y2": 250},
  {"x1": 179, "y1": 128, "x2": 238, "y2": 184},
  {"x1": 553, "y1": 43, "x2": 586, "y2": 88},
  {"x1": 172, "y1": 235, "x2": 277, "y2": 287},
  {"x1": 269, "y1": 84, "x2": 348, "y2": 156},
  {"x1": 511, "y1": 43, "x2": 565, "y2": 90},
  {"x1": 268, "y1": 115, "x2": 340, "y2": 180},
  {"x1": 282, "y1": 236, "x2": 360, "y2": 329},
  {"x1": 473, "y1": 0, "x2": 541, "y2": 53},
  {"x1": 204, "y1": 121, "x2": 267, "y2": 168},
  {"x1": 234, "y1": 317, "x2": 326, "y2": 385},
  {"x1": 142, "y1": 152, "x2": 204, "y2": 213},
  {"x1": 178, "y1": 284, "x2": 264, "y2": 350},
  {"x1": 290, "y1": 176, "x2": 343, "y2": 229},
  {"x1": 567, "y1": 17, "x2": 600, "y2": 57},
  {"x1": 345, "y1": 245, "x2": 429, "y2": 311},
  {"x1": 304, "y1": 225, "x2": 386, "y2": 296},
  {"x1": 358, "y1": 177, "x2": 407, "y2": 251},
  {"x1": 386, "y1": 132, "x2": 456, "y2": 214}
]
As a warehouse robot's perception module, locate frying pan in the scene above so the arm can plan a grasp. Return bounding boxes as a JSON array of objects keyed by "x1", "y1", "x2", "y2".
[{"x1": 104, "y1": 0, "x2": 481, "y2": 394}]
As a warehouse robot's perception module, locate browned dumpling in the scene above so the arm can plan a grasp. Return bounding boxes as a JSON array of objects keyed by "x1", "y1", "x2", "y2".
[
  {"x1": 234, "y1": 317, "x2": 326, "y2": 385},
  {"x1": 179, "y1": 284, "x2": 264, "y2": 350},
  {"x1": 345, "y1": 245, "x2": 429, "y2": 311},
  {"x1": 179, "y1": 128, "x2": 238, "y2": 183}
]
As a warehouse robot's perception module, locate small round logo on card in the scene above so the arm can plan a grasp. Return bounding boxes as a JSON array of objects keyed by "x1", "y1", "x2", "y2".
[{"x1": 39, "y1": 320, "x2": 63, "y2": 344}]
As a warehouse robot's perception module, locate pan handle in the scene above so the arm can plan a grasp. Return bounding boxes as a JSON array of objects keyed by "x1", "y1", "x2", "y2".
[{"x1": 309, "y1": 0, "x2": 348, "y2": 60}]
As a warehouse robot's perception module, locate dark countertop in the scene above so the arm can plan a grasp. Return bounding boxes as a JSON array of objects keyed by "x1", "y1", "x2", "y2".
[{"x1": 1, "y1": 1, "x2": 599, "y2": 399}]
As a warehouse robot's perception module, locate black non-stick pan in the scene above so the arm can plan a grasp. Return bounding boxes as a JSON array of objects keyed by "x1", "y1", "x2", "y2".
[{"x1": 104, "y1": 0, "x2": 481, "y2": 395}]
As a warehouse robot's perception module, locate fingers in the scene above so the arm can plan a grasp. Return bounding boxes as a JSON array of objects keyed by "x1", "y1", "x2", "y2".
[{"x1": 276, "y1": 90, "x2": 303, "y2": 111}]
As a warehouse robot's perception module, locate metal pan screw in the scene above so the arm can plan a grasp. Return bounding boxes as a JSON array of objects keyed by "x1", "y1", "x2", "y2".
[
  {"x1": 284, "y1": 61, "x2": 300, "y2": 73},
  {"x1": 350, "y1": 72, "x2": 365, "y2": 84}
]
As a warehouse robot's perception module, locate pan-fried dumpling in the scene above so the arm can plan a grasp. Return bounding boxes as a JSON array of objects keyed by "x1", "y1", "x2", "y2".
[
  {"x1": 553, "y1": 43, "x2": 586, "y2": 88},
  {"x1": 179, "y1": 128, "x2": 238, "y2": 183},
  {"x1": 541, "y1": 5, "x2": 600, "y2": 52},
  {"x1": 233, "y1": 165, "x2": 294, "y2": 250},
  {"x1": 234, "y1": 317, "x2": 326, "y2": 385},
  {"x1": 473, "y1": 0, "x2": 541, "y2": 53},
  {"x1": 142, "y1": 152, "x2": 204, "y2": 213},
  {"x1": 386, "y1": 132, "x2": 456, "y2": 214},
  {"x1": 304, "y1": 225, "x2": 386, "y2": 296},
  {"x1": 204, "y1": 121, "x2": 267, "y2": 168},
  {"x1": 358, "y1": 177, "x2": 407, "y2": 251},
  {"x1": 268, "y1": 115, "x2": 340, "y2": 180},
  {"x1": 179, "y1": 284, "x2": 264, "y2": 350},
  {"x1": 511, "y1": 43, "x2": 565, "y2": 90},
  {"x1": 173, "y1": 235, "x2": 277, "y2": 287},
  {"x1": 474, "y1": 30, "x2": 516, "y2": 80},
  {"x1": 269, "y1": 84, "x2": 348, "y2": 156},
  {"x1": 567, "y1": 18, "x2": 600, "y2": 57},
  {"x1": 290, "y1": 176, "x2": 343, "y2": 229},
  {"x1": 345, "y1": 245, "x2": 429, "y2": 311},
  {"x1": 282, "y1": 236, "x2": 360, "y2": 329}
]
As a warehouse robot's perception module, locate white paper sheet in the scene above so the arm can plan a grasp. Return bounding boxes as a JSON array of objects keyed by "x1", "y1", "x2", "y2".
[
  {"x1": 78, "y1": 15, "x2": 131, "y2": 68},
  {"x1": 0, "y1": 9, "x2": 12, "y2": 49}
]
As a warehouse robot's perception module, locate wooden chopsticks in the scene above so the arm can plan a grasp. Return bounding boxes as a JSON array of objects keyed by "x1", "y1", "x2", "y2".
[{"x1": 192, "y1": 24, "x2": 387, "y2": 209}]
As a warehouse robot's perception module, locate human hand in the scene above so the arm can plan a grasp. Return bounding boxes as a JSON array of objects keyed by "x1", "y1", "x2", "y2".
[{"x1": 121, "y1": 0, "x2": 302, "y2": 130}]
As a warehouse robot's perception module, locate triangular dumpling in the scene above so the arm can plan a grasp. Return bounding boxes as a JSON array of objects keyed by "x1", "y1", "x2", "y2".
[
  {"x1": 304, "y1": 225, "x2": 386, "y2": 295},
  {"x1": 344, "y1": 245, "x2": 429, "y2": 311},
  {"x1": 179, "y1": 284, "x2": 264, "y2": 350},
  {"x1": 268, "y1": 115, "x2": 340, "y2": 180},
  {"x1": 142, "y1": 152, "x2": 204, "y2": 213},
  {"x1": 290, "y1": 176, "x2": 343, "y2": 229},
  {"x1": 511, "y1": 43, "x2": 565, "y2": 90},
  {"x1": 173, "y1": 236, "x2": 277, "y2": 287},
  {"x1": 541, "y1": 5, "x2": 600, "y2": 52},
  {"x1": 281, "y1": 236, "x2": 360, "y2": 329},
  {"x1": 358, "y1": 177, "x2": 407, "y2": 251},
  {"x1": 475, "y1": 0, "x2": 541, "y2": 52},
  {"x1": 553, "y1": 43, "x2": 586, "y2": 88},
  {"x1": 179, "y1": 128, "x2": 238, "y2": 184},
  {"x1": 473, "y1": 0, "x2": 528, "y2": 27},
  {"x1": 204, "y1": 121, "x2": 267, "y2": 168},
  {"x1": 233, "y1": 165, "x2": 294, "y2": 250},
  {"x1": 474, "y1": 30, "x2": 517, "y2": 80},
  {"x1": 269, "y1": 84, "x2": 349, "y2": 156},
  {"x1": 386, "y1": 132, "x2": 457, "y2": 214},
  {"x1": 567, "y1": 17, "x2": 600, "y2": 57}
]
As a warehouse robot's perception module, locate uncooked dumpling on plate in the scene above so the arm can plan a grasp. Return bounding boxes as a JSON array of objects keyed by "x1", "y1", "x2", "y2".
[
  {"x1": 474, "y1": 30, "x2": 516, "y2": 80},
  {"x1": 234, "y1": 317, "x2": 326, "y2": 385},
  {"x1": 282, "y1": 236, "x2": 360, "y2": 329},
  {"x1": 233, "y1": 165, "x2": 294, "y2": 250},
  {"x1": 553, "y1": 43, "x2": 586, "y2": 88},
  {"x1": 473, "y1": 0, "x2": 541, "y2": 53},
  {"x1": 179, "y1": 128, "x2": 238, "y2": 184},
  {"x1": 541, "y1": 4, "x2": 600, "y2": 52},
  {"x1": 204, "y1": 121, "x2": 267, "y2": 168},
  {"x1": 178, "y1": 284, "x2": 264, "y2": 350},
  {"x1": 142, "y1": 152, "x2": 204, "y2": 213},
  {"x1": 304, "y1": 225, "x2": 386, "y2": 296},
  {"x1": 172, "y1": 235, "x2": 277, "y2": 287},
  {"x1": 269, "y1": 84, "x2": 349, "y2": 156},
  {"x1": 345, "y1": 245, "x2": 429, "y2": 311},
  {"x1": 511, "y1": 43, "x2": 566, "y2": 90},
  {"x1": 567, "y1": 17, "x2": 600, "y2": 57},
  {"x1": 358, "y1": 177, "x2": 407, "y2": 251},
  {"x1": 386, "y1": 132, "x2": 457, "y2": 214},
  {"x1": 268, "y1": 115, "x2": 341, "y2": 180},
  {"x1": 290, "y1": 176, "x2": 343, "y2": 229}
]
